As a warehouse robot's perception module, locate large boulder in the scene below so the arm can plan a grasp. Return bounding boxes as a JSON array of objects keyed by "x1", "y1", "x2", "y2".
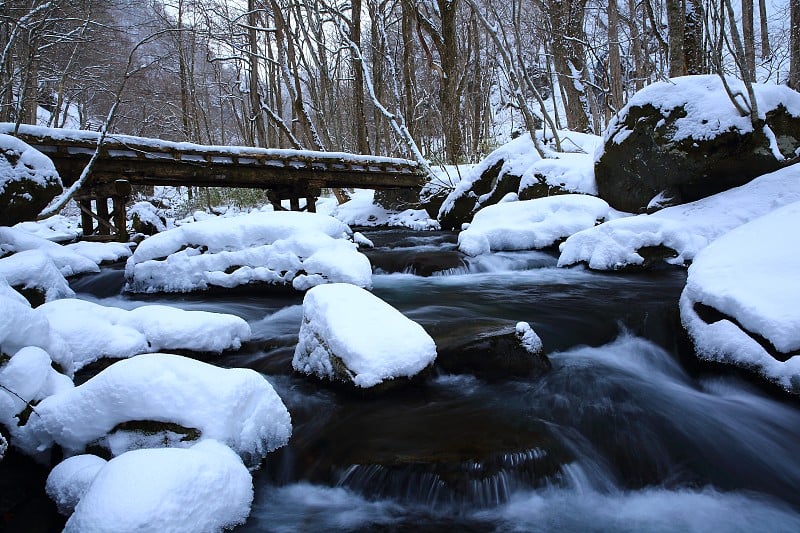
[
  {"x1": 596, "y1": 75, "x2": 800, "y2": 213},
  {"x1": 293, "y1": 283, "x2": 437, "y2": 389},
  {"x1": 0, "y1": 134, "x2": 62, "y2": 226}
]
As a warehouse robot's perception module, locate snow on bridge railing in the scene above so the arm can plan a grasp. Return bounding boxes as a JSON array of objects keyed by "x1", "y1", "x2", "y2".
[{"x1": 0, "y1": 123, "x2": 424, "y2": 176}]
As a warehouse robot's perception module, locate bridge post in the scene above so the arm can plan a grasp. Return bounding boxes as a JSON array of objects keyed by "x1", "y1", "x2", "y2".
[{"x1": 75, "y1": 180, "x2": 131, "y2": 242}]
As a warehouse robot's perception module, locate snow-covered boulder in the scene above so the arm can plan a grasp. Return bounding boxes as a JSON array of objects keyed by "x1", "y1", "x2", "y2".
[
  {"x1": 558, "y1": 163, "x2": 800, "y2": 270},
  {"x1": 0, "y1": 346, "x2": 73, "y2": 455},
  {"x1": 596, "y1": 75, "x2": 800, "y2": 213},
  {"x1": 680, "y1": 201, "x2": 800, "y2": 392},
  {"x1": 38, "y1": 299, "x2": 251, "y2": 372},
  {"x1": 0, "y1": 134, "x2": 62, "y2": 226},
  {"x1": 129, "y1": 201, "x2": 168, "y2": 236},
  {"x1": 0, "y1": 278, "x2": 70, "y2": 371},
  {"x1": 46, "y1": 454, "x2": 108, "y2": 515},
  {"x1": 457, "y1": 194, "x2": 613, "y2": 256},
  {"x1": 293, "y1": 283, "x2": 437, "y2": 389},
  {"x1": 65, "y1": 241, "x2": 132, "y2": 265},
  {"x1": 13, "y1": 215, "x2": 81, "y2": 243},
  {"x1": 438, "y1": 132, "x2": 600, "y2": 231},
  {"x1": 29, "y1": 353, "x2": 291, "y2": 464},
  {"x1": 0, "y1": 249, "x2": 75, "y2": 304},
  {"x1": 62, "y1": 440, "x2": 253, "y2": 533},
  {"x1": 124, "y1": 211, "x2": 372, "y2": 293},
  {"x1": 332, "y1": 189, "x2": 439, "y2": 230},
  {"x1": 436, "y1": 322, "x2": 550, "y2": 380}
]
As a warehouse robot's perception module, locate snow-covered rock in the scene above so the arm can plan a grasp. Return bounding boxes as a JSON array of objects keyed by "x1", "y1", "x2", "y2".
[
  {"x1": 38, "y1": 299, "x2": 251, "y2": 372},
  {"x1": 332, "y1": 189, "x2": 439, "y2": 230},
  {"x1": 0, "y1": 278, "x2": 70, "y2": 371},
  {"x1": 0, "y1": 346, "x2": 73, "y2": 454},
  {"x1": 0, "y1": 249, "x2": 75, "y2": 303},
  {"x1": 680, "y1": 201, "x2": 800, "y2": 392},
  {"x1": 46, "y1": 454, "x2": 108, "y2": 515},
  {"x1": 596, "y1": 75, "x2": 800, "y2": 212},
  {"x1": 0, "y1": 134, "x2": 62, "y2": 226},
  {"x1": 293, "y1": 283, "x2": 437, "y2": 388},
  {"x1": 129, "y1": 201, "x2": 168, "y2": 235},
  {"x1": 0, "y1": 226, "x2": 98, "y2": 277},
  {"x1": 558, "y1": 164, "x2": 800, "y2": 270},
  {"x1": 29, "y1": 353, "x2": 291, "y2": 463},
  {"x1": 63, "y1": 440, "x2": 253, "y2": 533},
  {"x1": 65, "y1": 241, "x2": 132, "y2": 265},
  {"x1": 124, "y1": 210, "x2": 372, "y2": 293},
  {"x1": 438, "y1": 132, "x2": 600, "y2": 230},
  {"x1": 13, "y1": 215, "x2": 81, "y2": 243},
  {"x1": 458, "y1": 194, "x2": 613, "y2": 256}
]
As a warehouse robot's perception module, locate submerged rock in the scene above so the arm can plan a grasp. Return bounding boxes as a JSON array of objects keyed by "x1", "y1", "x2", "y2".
[
  {"x1": 596, "y1": 75, "x2": 800, "y2": 213},
  {"x1": 436, "y1": 322, "x2": 551, "y2": 380},
  {"x1": 0, "y1": 134, "x2": 62, "y2": 226},
  {"x1": 293, "y1": 283, "x2": 437, "y2": 389}
]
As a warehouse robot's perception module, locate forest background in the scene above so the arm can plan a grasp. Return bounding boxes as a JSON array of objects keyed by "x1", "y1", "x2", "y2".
[{"x1": 2, "y1": 0, "x2": 799, "y2": 167}]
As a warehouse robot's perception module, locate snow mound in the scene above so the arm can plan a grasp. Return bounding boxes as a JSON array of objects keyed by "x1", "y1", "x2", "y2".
[
  {"x1": 63, "y1": 440, "x2": 253, "y2": 533},
  {"x1": 30, "y1": 353, "x2": 292, "y2": 463},
  {"x1": 293, "y1": 283, "x2": 437, "y2": 388},
  {"x1": 0, "y1": 278, "x2": 69, "y2": 369},
  {"x1": 558, "y1": 164, "x2": 800, "y2": 270},
  {"x1": 0, "y1": 226, "x2": 98, "y2": 277},
  {"x1": 38, "y1": 299, "x2": 251, "y2": 372},
  {"x1": 0, "y1": 346, "x2": 73, "y2": 455},
  {"x1": 46, "y1": 454, "x2": 108, "y2": 515},
  {"x1": 0, "y1": 249, "x2": 75, "y2": 301},
  {"x1": 332, "y1": 189, "x2": 440, "y2": 230},
  {"x1": 65, "y1": 241, "x2": 132, "y2": 265},
  {"x1": 124, "y1": 210, "x2": 372, "y2": 293},
  {"x1": 13, "y1": 215, "x2": 81, "y2": 243},
  {"x1": 680, "y1": 201, "x2": 800, "y2": 391},
  {"x1": 519, "y1": 152, "x2": 598, "y2": 196},
  {"x1": 458, "y1": 194, "x2": 612, "y2": 256}
]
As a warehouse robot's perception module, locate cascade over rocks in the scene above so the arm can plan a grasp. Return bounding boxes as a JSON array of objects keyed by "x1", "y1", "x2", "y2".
[
  {"x1": 0, "y1": 134, "x2": 62, "y2": 226},
  {"x1": 595, "y1": 75, "x2": 800, "y2": 213}
]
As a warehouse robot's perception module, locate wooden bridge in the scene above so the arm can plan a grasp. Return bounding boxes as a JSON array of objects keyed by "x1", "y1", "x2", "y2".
[{"x1": 0, "y1": 123, "x2": 426, "y2": 241}]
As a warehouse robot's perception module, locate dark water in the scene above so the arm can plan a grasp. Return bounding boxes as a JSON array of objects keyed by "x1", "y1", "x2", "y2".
[{"x1": 69, "y1": 229, "x2": 800, "y2": 532}]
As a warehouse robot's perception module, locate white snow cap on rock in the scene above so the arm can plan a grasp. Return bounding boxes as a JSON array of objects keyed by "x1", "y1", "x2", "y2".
[
  {"x1": 558, "y1": 164, "x2": 800, "y2": 270},
  {"x1": 29, "y1": 353, "x2": 291, "y2": 462},
  {"x1": 293, "y1": 283, "x2": 437, "y2": 388},
  {"x1": 458, "y1": 194, "x2": 613, "y2": 256},
  {"x1": 38, "y1": 298, "x2": 251, "y2": 372},
  {"x1": 125, "y1": 210, "x2": 372, "y2": 293},
  {"x1": 680, "y1": 201, "x2": 800, "y2": 391},
  {"x1": 63, "y1": 440, "x2": 253, "y2": 533},
  {"x1": 0, "y1": 133, "x2": 60, "y2": 193},
  {"x1": 516, "y1": 322, "x2": 543, "y2": 354},
  {"x1": 604, "y1": 75, "x2": 800, "y2": 149},
  {"x1": 46, "y1": 454, "x2": 108, "y2": 515}
]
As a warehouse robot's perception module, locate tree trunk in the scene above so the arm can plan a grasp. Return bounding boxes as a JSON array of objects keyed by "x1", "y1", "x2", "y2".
[
  {"x1": 791, "y1": 0, "x2": 800, "y2": 90},
  {"x1": 352, "y1": 0, "x2": 370, "y2": 153},
  {"x1": 248, "y1": 0, "x2": 267, "y2": 146},
  {"x1": 758, "y1": 0, "x2": 771, "y2": 58},
  {"x1": 607, "y1": 0, "x2": 624, "y2": 113},
  {"x1": 684, "y1": 0, "x2": 705, "y2": 74},
  {"x1": 548, "y1": 0, "x2": 590, "y2": 132},
  {"x1": 667, "y1": 0, "x2": 686, "y2": 76},
  {"x1": 438, "y1": 0, "x2": 464, "y2": 163},
  {"x1": 741, "y1": 0, "x2": 756, "y2": 80}
]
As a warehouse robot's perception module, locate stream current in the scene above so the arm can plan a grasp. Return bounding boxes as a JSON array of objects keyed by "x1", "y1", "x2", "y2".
[{"x1": 70, "y1": 229, "x2": 800, "y2": 532}]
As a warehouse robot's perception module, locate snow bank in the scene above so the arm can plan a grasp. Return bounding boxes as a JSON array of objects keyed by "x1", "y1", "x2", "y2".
[
  {"x1": 293, "y1": 283, "x2": 437, "y2": 388},
  {"x1": 332, "y1": 189, "x2": 440, "y2": 230},
  {"x1": 46, "y1": 454, "x2": 108, "y2": 515},
  {"x1": 0, "y1": 249, "x2": 75, "y2": 301},
  {"x1": 63, "y1": 440, "x2": 253, "y2": 533},
  {"x1": 14, "y1": 215, "x2": 81, "y2": 243},
  {"x1": 65, "y1": 241, "x2": 132, "y2": 265},
  {"x1": 30, "y1": 353, "x2": 291, "y2": 462},
  {"x1": 680, "y1": 201, "x2": 800, "y2": 390},
  {"x1": 38, "y1": 299, "x2": 251, "y2": 371},
  {"x1": 519, "y1": 153, "x2": 598, "y2": 196},
  {"x1": 558, "y1": 164, "x2": 800, "y2": 270},
  {"x1": 125, "y1": 210, "x2": 372, "y2": 293},
  {"x1": 0, "y1": 278, "x2": 70, "y2": 370},
  {"x1": 0, "y1": 226, "x2": 98, "y2": 277},
  {"x1": 0, "y1": 346, "x2": 73, "y2": 454},
  {"x1": 458, "y1": 195, "x2": 612, "y2": 256}
]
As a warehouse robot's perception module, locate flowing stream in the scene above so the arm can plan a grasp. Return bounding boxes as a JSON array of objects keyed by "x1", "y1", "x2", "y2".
[{"x1": 69, "y1": 228, "x2": 800, "y2": 532}]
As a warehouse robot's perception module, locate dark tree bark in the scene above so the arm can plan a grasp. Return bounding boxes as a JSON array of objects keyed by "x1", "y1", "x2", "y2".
[{"x1": 791, "y1": 0, "x2": 800, "y2": 90}]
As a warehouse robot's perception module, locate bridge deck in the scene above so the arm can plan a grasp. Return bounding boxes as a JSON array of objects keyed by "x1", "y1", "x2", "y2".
[{"x1": 0, "y1": 124, "x2": 426, "y2": 194}]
